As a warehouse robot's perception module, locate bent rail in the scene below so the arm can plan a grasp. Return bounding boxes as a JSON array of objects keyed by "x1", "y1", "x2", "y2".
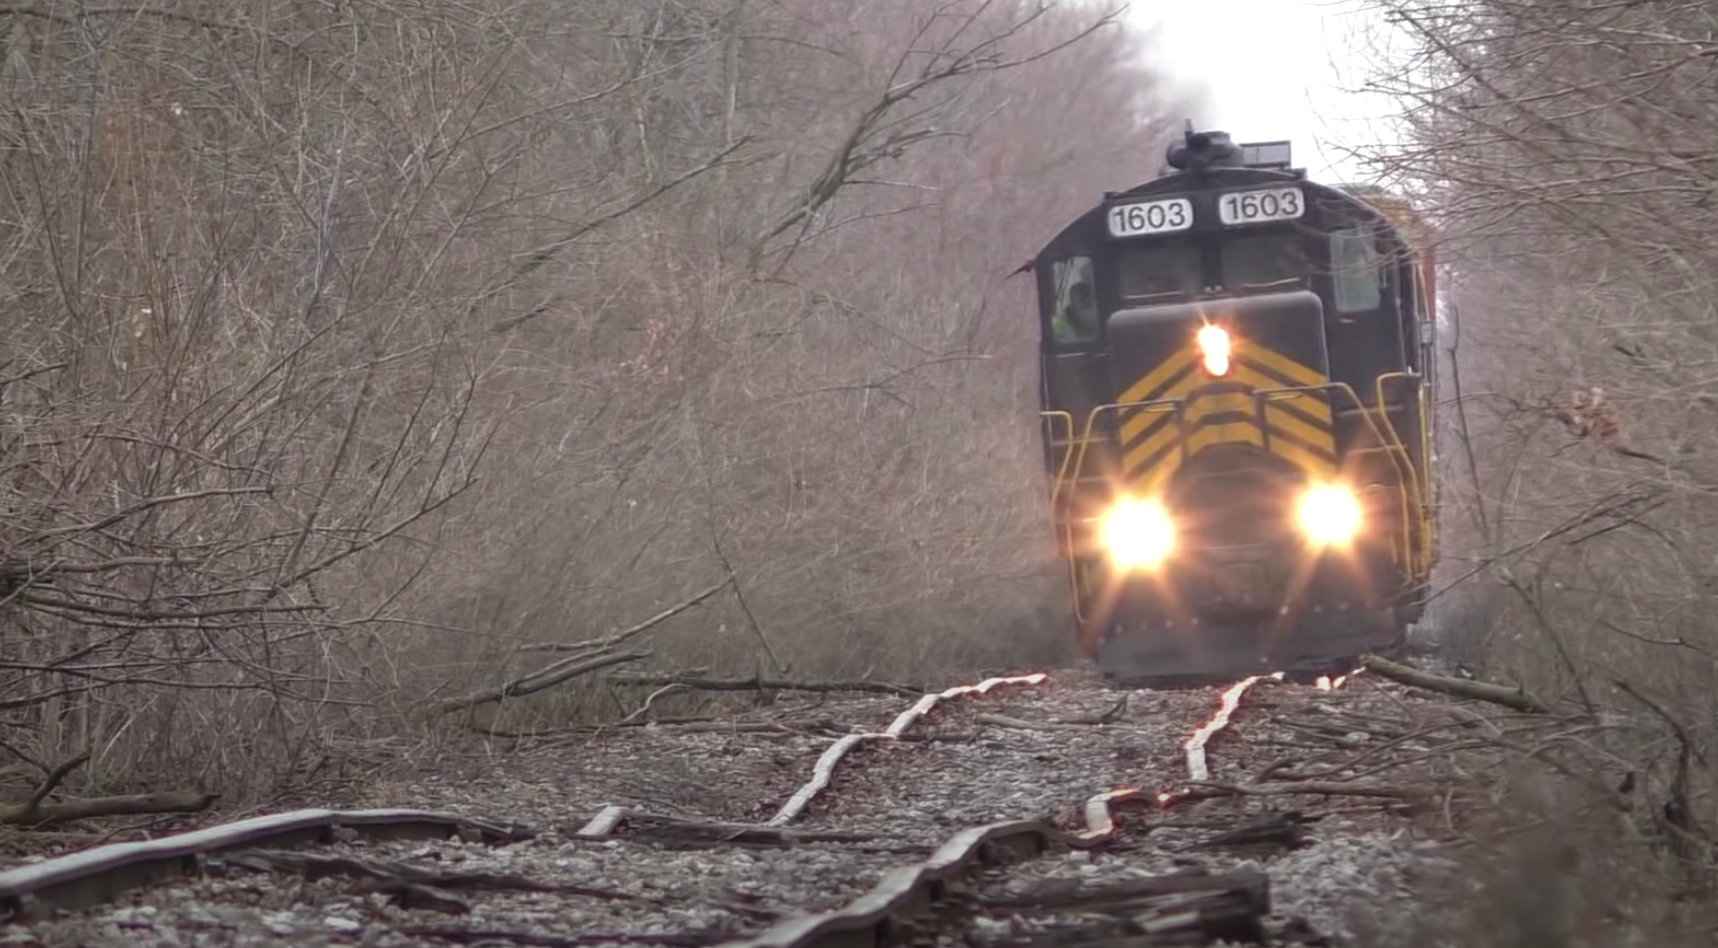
[
  {"x1": 726, "y1": 785, "x2": 1163, "y2": 948},
  {"x1": 0, "y1": 808, "x2": 531, "y2": 921}
]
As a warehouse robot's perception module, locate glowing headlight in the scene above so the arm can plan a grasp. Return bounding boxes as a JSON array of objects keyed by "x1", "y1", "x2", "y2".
[
  {"x1": 1296, "y1": 483, "x2": 1362, "y2": 546},
  {"x1": 1195, "y1": 324, "x2": 1231, "y2": 376},
  {"x1": 1099, "y1": 497, "x2": 1174, "y2": 570}
]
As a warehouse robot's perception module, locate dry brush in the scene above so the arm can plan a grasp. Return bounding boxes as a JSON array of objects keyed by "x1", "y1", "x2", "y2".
[{"x1": 0, "y1": 0, "x2": 1194, "y2": 815}]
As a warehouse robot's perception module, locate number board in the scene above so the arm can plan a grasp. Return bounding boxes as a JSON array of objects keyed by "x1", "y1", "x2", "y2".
[
  {"x1": 1107, "y1": 198, "x2": 1193, "y2": 239},
  {"x1": 1218, "y1": 187, "x2": 1305, "y2": 226}
]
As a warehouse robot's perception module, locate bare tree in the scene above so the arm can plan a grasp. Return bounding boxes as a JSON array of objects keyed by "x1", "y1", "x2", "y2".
[
  {"x1": 0, "y1": 0, "x2": 1189, "y2": 815},
  {"x1": 1351, "y1": 0, "x2": 1718, "y2": 921}
]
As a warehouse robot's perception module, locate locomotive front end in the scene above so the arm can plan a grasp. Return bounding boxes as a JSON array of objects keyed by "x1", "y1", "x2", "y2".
[
  {"x1": 1032, "y1": 126, "x2": 1438, "y2": 686},
  {"x1": 1090, "y1": 291, "x2": 1399, "y2": 681}
]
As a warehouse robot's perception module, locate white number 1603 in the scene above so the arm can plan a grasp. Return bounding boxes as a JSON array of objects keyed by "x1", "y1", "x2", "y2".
[
  {"x1": 1107, "y1": 198, "x2": 1193, "y2": 238},
  {"x1": 1218, "y1": 187, "x2": 1304, "y2": 226}
]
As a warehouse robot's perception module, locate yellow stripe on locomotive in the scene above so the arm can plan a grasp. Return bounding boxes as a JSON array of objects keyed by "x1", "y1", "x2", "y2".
[{"x1": 1114, "y1": 322, "x2": 1338, "y2": 496}]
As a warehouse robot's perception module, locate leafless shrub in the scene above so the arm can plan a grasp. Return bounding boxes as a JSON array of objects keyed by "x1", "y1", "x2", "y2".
[
  {"x1": 1350, "y1": 0, "x2": 1718, "y2": 932},
  {"x1": 0, "y1": 0, "x2": 1191, "y2": 810}
]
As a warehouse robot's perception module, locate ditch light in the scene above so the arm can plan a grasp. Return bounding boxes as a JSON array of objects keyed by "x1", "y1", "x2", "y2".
[
  {"x1": 1098, "y1": 496, "x2": 1174, "y2": 570},
  {"x1": 1296, "y1": 482, "x2": 1362, "y2": 546}
]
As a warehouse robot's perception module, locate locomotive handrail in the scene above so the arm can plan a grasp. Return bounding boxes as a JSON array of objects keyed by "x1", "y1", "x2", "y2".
[
  {"x1": 1371, "y1": 371, "x2": 1434, "y2": 573},
  {"x1": 1036, "y1": 410, "x2": 1078, "y2": 509},
  {"x1": 1070, "y1": 399, "x2": 1186, "y2": 501},
  {"x1": 1038, "y1": 409, "x2": 1084, "y2": 622},
  {"x1": 1039, "y1": 400, "x2": 1183, "y2": 627}
]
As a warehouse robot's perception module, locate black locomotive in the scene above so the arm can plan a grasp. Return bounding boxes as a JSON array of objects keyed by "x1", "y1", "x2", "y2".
[{"x1": 1032, "y1": 125, "x2": 1440, "y2": 685}]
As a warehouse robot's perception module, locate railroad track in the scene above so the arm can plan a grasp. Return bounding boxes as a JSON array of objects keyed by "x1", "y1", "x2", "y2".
[{"x1": 0, "y1": 664, "x2": 1480, "y2": 948}]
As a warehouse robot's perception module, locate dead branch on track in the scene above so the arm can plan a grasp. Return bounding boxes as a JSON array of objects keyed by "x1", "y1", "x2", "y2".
[
  {"x1": 521, "y1": 579, "x2": 734, "y2": 655},
  {"x1": 363, "y1": 881, "x2": 473, "y2": 915},
  {"x1": 1188, "y1": 779, "x2": 1433, "y2": 802},
  {"x1": 0, "y1": 749, "x2": 219, "y2": 827},
  {"x1": 20, "y1": 751, "x2": 89, "y2": 816},
  {"x1": 1177, "y1": 812, "x2": 1313, "y2": 854},
  {"x1": 224, "y1": 850, "x2": 648, "y2": 903},
  {"x1": 604, "y1": 673, "x2": 924, "y2": 696},
  {"x1": 983, "y1": 868, "x2": 1270, "y2": 945},
  {"x1": 399, "y1": 926, "x2": 723, "y2": 947},
  {"x1": 974, "y1": 696, "x2": 1131, "y2": 732},
  {"x1": 0, "y1": 790, "x2": 219, "y2": 827},
  {"x1": 567, "y1": 812, "x2": 927, "y2": 853},
  {"x1": 613, "y1": 683, "x2": 693, "y2": 725},
  {"x1": 434, "y1": 649, "x2": 650, "y2": 718},
  {"x1": 975, "y1": 713, "x2": 1098, "y2": 732},
  {"x1": 992, "y1": 867, "x2": 1268, "y2": 911},
  {"x1": 1360, "y1": 654, "x2": 1553, "y2": 715},
  {"x1": 433, "y1": 580, "x2": 735, "y2": 719},
  {"x1": 1058, "y1": 695, "x2": 1130, "y2": 725}
]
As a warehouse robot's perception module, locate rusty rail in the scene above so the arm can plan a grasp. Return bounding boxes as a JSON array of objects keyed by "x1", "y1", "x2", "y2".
[
  {"x1": 0, "y1": 808, "x2": 531, "y2": 921},
  {"x1": 767, "y1": 673, "x2": 1047, "y2": 826},
  {"x1": 726, "y1": 786, "x2": 1155, "y2": 948},
  {"x1": 576, "y1": 673, "x2": 1049, "y2": 838},
  {"x1": 0, "y1": 673, "x2": 1050, "y2": 923},
  {"x1": 1183, "y1": 673, "x2": 1277, "y2": 781},
  {"x1": 4, "y1": 668, "x2": 1258, "y2": 945},
  {"x1": 723, "y1": 673, "x2": 1283, "y2": 948}
]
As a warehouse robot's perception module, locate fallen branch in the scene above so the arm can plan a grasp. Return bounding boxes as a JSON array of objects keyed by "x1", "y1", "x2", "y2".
[
  {"x1": 479, "y1": 717, "x2": 846, "y2": 740},
  {"x1": 364, "y1": 881, "x2": 472, "y2": 915},
  {"x1": 604, "y1": 673, "x2": 923, "y2": 697},
  {"x1": 579, "y1": 813, "x2": 895, "y2": 850},
  {"x1": 400, "y1": 928, "x2": 721, "y2": 948},
  {"x1": 1360, "y1": 654, "x2": 1552, "y2": 714},
  {"x1": 21, "y1": 751, "x2": 90, "y2": 816},
  {"x1": 1178, "y1": 811, "x2": 1312, "y2": 853},
  {"x1": 564, "y1": 579, "x2": 734, "y2": 652},
  {"x1": 1059, "y1": 694, "x2": 1130, "y2": 725},
  {"x1": 433, "y1": 581, "x2": 735, "y2": 718},
  {"x1": 614, "y1": 683, "x2": 693, "y2": 725},
  {"x1": 1187, "y1": 779, "x2": 1431, "y2": 802},
  {"x1": 0, "y1": 790, "x2": 219, "y2": 827},
  {"x1": 432, "y1": 649, "x2": 648, "y2": 718},
  {"x1": 225, "y1": 850, "x2": 645, "y2": 902},
  {"x1": 987, "y1": 868, "x2": 1269, "y2": 945},
  {"x1": 975, "y1": 696, "x2": 1131, "y2": 732}
]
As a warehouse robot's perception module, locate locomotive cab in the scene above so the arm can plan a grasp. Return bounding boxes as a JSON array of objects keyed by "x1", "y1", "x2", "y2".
[{"x1": 1034, "y1": 126, "x2": 1439, "y2": 684}]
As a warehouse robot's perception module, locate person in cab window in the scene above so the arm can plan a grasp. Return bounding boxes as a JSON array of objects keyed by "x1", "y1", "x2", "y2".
[{"x1": 1052, "y1": 282, "x2": 1100, "y2": 342}]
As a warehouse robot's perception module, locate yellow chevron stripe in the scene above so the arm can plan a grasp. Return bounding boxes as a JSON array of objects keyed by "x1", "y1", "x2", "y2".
[
  {"x1": 1263, "y1": 403, "x2": 1335, "y2": 457},
  {"x1": 1124, "y1": 410, "x2": 1185, "y2": 474},
  {"x1": 1121, "y1": 366, "x2": 1333, "y2": 458},
  {"x1": 1264, "y1": 431, "x2": 1334, "y2": 477},
  {"x1": 1114, "y1": 337, "x2": 1339, "y2": 487},
  {"x1": 1221, "y1": 364, "x2": 1333, "y2": 435},
  {"x1": 1135, "y1": 454, "x2": 1184, "y2": 494},
  {"x1": 1188, "y1": 419, "x2": 1263, "y2": 453},
  {"x1": 1119, "y1": 401, "x2": 1179, "y2": 446},
  {"x1": 1244, "y1": 344, "x2": 1326, "y2": 387},
  {"x1": 1117, "y1": 348, "x2": 1197, "y2": 405},
  {"x1": 1259, "y1": 386, "x2": 1333, "y2": 426}
]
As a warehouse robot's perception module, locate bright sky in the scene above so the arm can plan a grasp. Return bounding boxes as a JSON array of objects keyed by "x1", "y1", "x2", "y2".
[{"x1": 1130, "y1": 0, "x2": 1406, "y2": 184}]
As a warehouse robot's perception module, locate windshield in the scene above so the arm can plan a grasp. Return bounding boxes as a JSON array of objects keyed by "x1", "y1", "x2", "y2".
[
  {"x1": 1115, "y1": 244, "x2": 1202, "y2": 301},
  {"x1": 1221, "y1": 235, "x2": 1309, "y2": 290}
]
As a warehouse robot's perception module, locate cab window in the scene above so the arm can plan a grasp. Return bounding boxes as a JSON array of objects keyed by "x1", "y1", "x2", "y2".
[
  {"x1": 1048, "y1": 256, "x2": 1099, "y2": 344},
  {"x1": 1114, "y1": 244, "x2": 1201, "y2": 301},
  {"x1": 1331, "y1": 226, "x2": 1385, "y2": 312},
  {"x1": 1221, "y1": 236, "x2": 1309, "y2": 290}
]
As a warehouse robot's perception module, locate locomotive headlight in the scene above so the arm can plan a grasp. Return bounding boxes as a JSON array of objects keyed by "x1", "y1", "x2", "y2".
[
  {"x1": 1296, "y1": 482, "x2": 1363, "y2": 546},
  {"x1": 1099, "y1": 496, "x2": 1175, "y2": 570},
  {"x1": 1195, "y1": 324, "x2": 1231, "y2": 376}
]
